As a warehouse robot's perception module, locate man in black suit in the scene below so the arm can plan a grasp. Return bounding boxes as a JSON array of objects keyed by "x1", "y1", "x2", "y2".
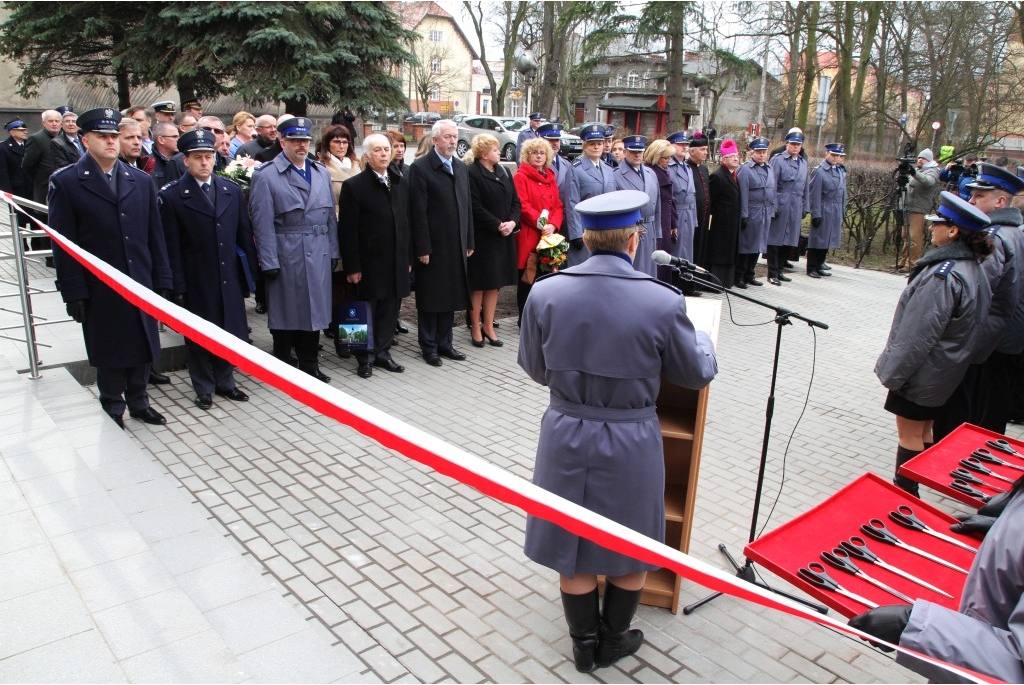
[
  {"x1": 51, "y1": 109, "x2": 83, "y2": 170},
  {"x1": 338, "y1": 133, "x2": 412, "y2": 378},
  {"x1": 686, "y1": 133, "x2": 711, "y2": 283},
  {"x1": 48, "y1": 107, "x2": 174, "y2": 429},
  {"x1": 705, "y1": 139, "x2": 742, "y2": 289},
  {"x1": 22, "y1": 109, "x2": 62, "y2": 204},
  {"x1": 406, "y1": 119, "x2": 474, "y2": 367}
]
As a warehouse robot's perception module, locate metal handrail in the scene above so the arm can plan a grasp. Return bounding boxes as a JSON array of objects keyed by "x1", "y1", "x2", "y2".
[{"x1": 2, "y1": 194, "x2": 54, "y2": 379}]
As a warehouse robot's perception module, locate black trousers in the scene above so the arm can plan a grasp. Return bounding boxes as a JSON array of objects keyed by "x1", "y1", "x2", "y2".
[
  {"x1": 975, "y1": 350, "x2": 1019, "y2": 435},
  {"x1": 806, "y1": 248, "x2": 827, "y2": 274},
  {"x1": 186, "y1": 340, "x2": 235, "y2": 396},
  {"x1": 97, "y1": 364, "x2": 150, "y2": 416},
  {"x1": 417, "y1": 310, "x2": 454, "y2": 355},
  {"x1": 270, "y1": 329, "x2": 319, "y2": 363},
  {"x1": 766, "y1": 244, "x2": 785, "y2": 278},
  {"x1": 932, "y1": 364, "x2": 981, "y2": 442},
  {"x1": 517, "y1": 270, "x2": 531, "y2": 325},
  {"x1": 355, "y1": 297, "x2": 399, "y2": 364},
  {"x1": 735, "y1": 253, "x2": 758, "y2": 283}
]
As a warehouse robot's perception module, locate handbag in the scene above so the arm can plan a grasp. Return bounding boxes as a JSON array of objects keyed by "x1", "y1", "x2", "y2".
[
  {"x1": 521, "y1": 252, "x2": 538, "y2": 284},
  {"x1": 333, "y1": 301, "x2": 373, "y2": 351}
]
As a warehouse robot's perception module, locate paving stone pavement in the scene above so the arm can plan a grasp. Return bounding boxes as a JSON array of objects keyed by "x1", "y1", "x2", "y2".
[{"x1": 4, "y1": 246, "x2": 1017, "y2": 682}]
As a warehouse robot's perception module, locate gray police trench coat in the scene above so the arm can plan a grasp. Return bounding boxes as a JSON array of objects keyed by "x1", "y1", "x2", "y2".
[
  {"x1": 973, "y1": 207, "x2": 1024, "y2": 362},
  {"x1": 896, "y1": 489, "x2": 1024, "y2": 683},
  {"x1": 615, "y1": 164, "x2": 661, "y2": 277},
  {"x1": 570, "y1": 157, "x2": 616, "y2": 266},
  {"x1": 250, "y1": 155, "x2": 339, "y2": 331},
  {"x1": 768, "y1": 153, "x2": 809, "y2": 247},
  {"x1": 518, "y1": 254, "x2": 718, "y2": 577},
  {"x1": 808, "y1": 159, "x2": 847, "y2": 250},
  {"x1": 875, "y1": 242, "x2": 991, "y2": 407},
  {"x1": 667, "y1": 159, "x2": 699, "y2": 261},
  {"x1": 738, "y1": 160, "x2": 776, "y2": 255}
]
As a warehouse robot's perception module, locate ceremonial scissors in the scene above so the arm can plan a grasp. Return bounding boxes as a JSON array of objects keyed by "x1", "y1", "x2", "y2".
[
  {"x1": 959, "y1": 457, "x2": 1017, "y2": 484},
  {"x1": 840, "y1": 536, "x2": 953, "y2": 598},
  {"x1": 861, "y1": 519, "x2": 969, "y2": 574},
  {"x1": 950, "y1": 480, "x2": 991, "y2": 502},
  {"x1": 888, "y1": 505, "x2": 978, "y2": 553},
  {"x1": 985, "y1": 439, "x2": 1021, "y2": 457},
  {"x1": 970, "y1": 449, "x2": 1024, "y2": 473},
  {"x1": 798, "y1": 562, "x2": 879, "y2": 609},
  {"x1": 820, "y1": 549, "x2": 913, "y2": 603},
  {"x1": 950, "y1": 468, "x2": 1006, "y2": 493}
]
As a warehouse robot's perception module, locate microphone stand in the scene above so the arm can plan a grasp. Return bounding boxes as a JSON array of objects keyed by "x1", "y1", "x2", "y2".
[{"x1": 669, "y1": 266, "x2": 829, "y2": 615}]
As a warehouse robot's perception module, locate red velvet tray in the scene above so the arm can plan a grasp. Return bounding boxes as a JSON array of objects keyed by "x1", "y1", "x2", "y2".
[
  {"x1": 744, "y1": 473, "x2": 978, "y2": 618},
  {"x1": 900, "y1": 423, "x2": 1024, "y2": 506}
]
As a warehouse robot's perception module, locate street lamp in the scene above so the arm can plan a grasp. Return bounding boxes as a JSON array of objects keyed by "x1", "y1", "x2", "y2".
[{"x1": 931, "y1": 120, "x2": 941, "y2": 151}]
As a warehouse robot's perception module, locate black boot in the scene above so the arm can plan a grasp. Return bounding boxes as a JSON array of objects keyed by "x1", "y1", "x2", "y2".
[
  {"x1": 894, "y1": 445, "x2": 921, "y2": 497},
  {"x1": 298, "y1": 358, "x2": 330, "y2": 383},
  {"x1": 595, "y1": 583, "x2": 644, "y2": 668},
  {"x1": 560, "y1": 589, "x2": 600, "y2": 673}
]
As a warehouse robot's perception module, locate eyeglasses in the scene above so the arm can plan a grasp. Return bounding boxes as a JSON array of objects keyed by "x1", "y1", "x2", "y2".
[
  {"x1": 200, "y1": 126, "x2": 226, "y2": 135},
  {"x1": 330, "y1": 138, "x2": 350, "y2": 144},
  {"x1": 158, "y1": 133, "x2": 180, "y2": 139},
  {"x1": 256, "y1": 124, "x2": 274, "y2": 130}
]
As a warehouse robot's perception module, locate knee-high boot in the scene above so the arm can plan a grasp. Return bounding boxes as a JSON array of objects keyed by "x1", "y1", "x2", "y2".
[
  {"x1": 595, "y1": 582, "x2": 644, "y2": 668},
  {"x1": 894, "y1": 445, "x2": 921, "y2": 497},
  {"x1": 560, "y1": 589, "x2": 600, "y2": 673}
]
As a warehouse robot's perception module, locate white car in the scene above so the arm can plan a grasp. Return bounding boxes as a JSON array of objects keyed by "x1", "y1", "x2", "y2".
[{"x1": 456, "y1": 116, "x2": 522, "y2": 161}]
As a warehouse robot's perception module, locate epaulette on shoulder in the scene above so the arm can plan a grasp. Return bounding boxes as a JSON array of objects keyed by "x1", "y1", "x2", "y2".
[
  {"x1": 254, "y1": 161, "x2": 272, "y2": 172},
  {"x1": 571, "y1": 158, "x2": 583, "y2": 167},
  {"x1": 933, "y1": 259, "x2": 956, "y2": 279},
  {"x1": 652, "y1": 277, "x2": 682, "y2": 295},
  {"x1": 986, "y1": 225, "x2": 1001, "y2": 237},
  {"x1": 160, "y1": 179, "x2": 180, "y2": 191},
  {"x1": 50, "y1": 164, "x2": 73, "y2": 178},
  {"x1": 534, "y1": 271, "x2": 562, "y2": 284}
]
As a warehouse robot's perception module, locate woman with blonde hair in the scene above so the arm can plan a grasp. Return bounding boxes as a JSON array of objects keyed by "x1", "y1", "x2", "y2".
[
  {"x1": 227, "y1": 111, "x2": 256, "y2": 158},
  {"x1": 464, "y1": 134, "x2": 520, "y2": 346},
  {"x1": 643, "y1": 139, "x2": 678, "y2": 275},
  {"x1": 513, "y1": 138, "x2": 563, "y2": 324}
]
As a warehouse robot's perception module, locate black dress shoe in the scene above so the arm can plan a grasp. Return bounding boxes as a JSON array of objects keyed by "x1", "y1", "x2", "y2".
[
  {"x1": 471, "y1": 338, "x2": 485, "y2": 348},
  {"x1": 745, "y1": 278, "x2": 763, "y2": 286},
  {"x1": 396, "y1": 320, "x2": 409, "y2": 334},
  {"x1": 315, "y1": 370, "x2": 331, "y2": 383},
  {"x1": 423, "y1": 353, "x2": 443, "y2": 367},
  {"x1": 195, "y1": 394, "x2": 213, "y2": 410},
  {"x1": 334, "y1": 341, "x2": 351, "y2": 359},
  {"x1": 215, "y1": 387, "x2": 249, "y2": 402},
  {"x1": 820, "y1": 263, "x2": 832, "y2": 271},
  {"x1": 733, "y1": 280, "x2": 748, "y2": 290},
  {"x1": 768, "y1": 277, "x2": 781, "y2": 286},
  {"x1": 108, "y1": 413, "x2": 125, "y2": 429},
  {"x1": 373, "y1": 358, "x2": 405, "y2": 373},
  {"x1": 439, "y1": 347, "x2": 466, "y2": 361},
  {"x1": 818, "y1": 269, "x2": 832, "y2": 277},
  {"x1": 254, "y1": 302, "x2": 267, "y2": 314},
  {"x1": 129, "y1": 407, "x2": 167, "y2": 425},
  {"x1": 149, "y1": 371, "x2": 171, "y2": 385},
  {"x1": 807, "y1": 270, "x2": 821, "y2": 279},
  {"x1": 357, "y1": 363, "x2": 373, "y2": 378},
  {"x1": 783, "y1": 261, "x2": 795, "y2": 268},
  {"x1": 778, "y1": 274, "x2": 792, "y2": 282}
]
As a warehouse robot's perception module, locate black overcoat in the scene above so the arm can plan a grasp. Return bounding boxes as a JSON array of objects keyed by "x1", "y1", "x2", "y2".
[
  {"x1": 406, "y1": 151, "x2": 474, "y2": 312},
  {"x1": 706, "y1": 165, "x2": 741, "y2": 265},
  {"x1": 51, "y1": 134, "x2": 81, "y2": 170},
  {"x1": 48, "y1": 154, "x2": 172, "y2": 368},
  {"x1": 466, "y1": 160, "x2": 520, "y2": 291},
  {"x1": 337, "y1": 165, "x2": 412, "y2": 301},
  {"x1": 22, "y1": 129, "x2": 57, "y2": 203},
  {"x1": 0, "y1": 136, "x2": 29, "y2": 198},
  {"x1": 158, "y1": 173, "x2": 256, "y2": 341},
  {"x1": 687, "y1": 159, "x2": 710, "y2": 265}
]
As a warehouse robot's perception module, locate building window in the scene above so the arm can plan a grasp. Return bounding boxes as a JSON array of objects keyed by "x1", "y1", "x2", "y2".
[
  {"x1": 627, "y1": 70, "x2": 639, "y2": 88},
  {"x1": 482, "y1": 99, "x2": 489, "y2": 114},
  {"x1": 511, "y1": 71, "x2": 521, "y2": 88},
  {"x1": 430, "y1": 55, "x2": 441, "y2": 74},
  {"x1": 616, "y1": 72, "x2": 623, "y2": 87},
  {"x1": 510, "y1": 100, "x2": 524, "y2": 117},
  {"x1": 429, "y1": 85, "x2": 441, "y2": 101},
  {"x1": 429, "y1": 29, "x2": 443, "y2": 42}
]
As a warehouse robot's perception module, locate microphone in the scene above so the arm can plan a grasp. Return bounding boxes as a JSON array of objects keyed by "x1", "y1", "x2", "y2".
[{"x1": 651, "y1": 250, "x2": 707, "y2": 273}]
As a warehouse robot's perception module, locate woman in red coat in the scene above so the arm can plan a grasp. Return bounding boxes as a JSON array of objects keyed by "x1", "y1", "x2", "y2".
[{"x1": 513, "y1": 138, "x2": 564, "y2": 323}]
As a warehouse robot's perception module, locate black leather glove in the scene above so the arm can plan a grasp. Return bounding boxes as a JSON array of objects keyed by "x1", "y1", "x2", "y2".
[
  {"x1": 262, "y1": 268, "x2": 280, "y2": 281},
  {"x1": 906, "y1": 166, "x2": 917, "y2": 176},
  {"x1": 569, "y1": 238, "x2": 585, "y2": 251},
  {"x1": 848, "y1": 605, "x2": 912, "y2": 653},
  {"x1": 811, "y1": 217, "x2": 822, "y2": 228},
  {"x1": 740, "y1": 217, "x2": 748, "y2": 231},
  {"x1": 979, "y1": 490, "x2": 1013, "y2": 517},
  {"x1": 331, "y1": 259, "x2": 339, "y2": 271},
  {"x1": 66, "y1": 300, "x2": 86, "y2": 323},
  {"x1": 949, "y1": 513, "x2": 997, "y2": 536}
]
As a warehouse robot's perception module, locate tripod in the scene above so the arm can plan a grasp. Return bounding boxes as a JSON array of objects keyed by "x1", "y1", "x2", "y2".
[
  {"x1": 890, "y1": 177, "x2": 910, "y2": 273},
  {"x1": 670, "y1": 266, "x2": 829, "y2": 615}
]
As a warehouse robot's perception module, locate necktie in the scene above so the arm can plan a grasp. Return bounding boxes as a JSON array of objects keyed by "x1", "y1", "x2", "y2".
[
  {"x1": 380, "y1": 173, "x2": 390, "y2": 190},
  {"x1": 201, "y1": 182, "x2": 210, "y2": 194},
  {"x1": 443, "y1": 159, "x2": 453, "y2": 175}
]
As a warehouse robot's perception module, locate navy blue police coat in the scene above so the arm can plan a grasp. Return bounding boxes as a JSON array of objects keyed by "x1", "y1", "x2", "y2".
[
  {"x1": 158, "y1": 174, "x2": 256, "y2": 342},
  {"x1": 48, "y1": 154, "x2": 172, "y2": 368},
  {"x1": 0, "y1": 135, "x2": 29, "y2": 198}
]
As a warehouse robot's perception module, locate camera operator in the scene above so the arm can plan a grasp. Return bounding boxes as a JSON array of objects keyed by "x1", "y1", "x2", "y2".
[
  {"x1": 941, "y1": 153, "x2": 978, "y2": 200},
  {"x1": 899, "y1": 148, "x2": 941, "y2": 270}
]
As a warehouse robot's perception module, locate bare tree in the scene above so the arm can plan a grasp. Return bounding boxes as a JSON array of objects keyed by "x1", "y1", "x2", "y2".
[
  {"x1": 407, "y1": 37, "x2": 463, "y2": 113},
  {"x1": 462, "y1": 1, "x2": 531, "y2": 116}
]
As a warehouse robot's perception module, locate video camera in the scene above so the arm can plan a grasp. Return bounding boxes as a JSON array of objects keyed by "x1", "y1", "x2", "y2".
[{"x1": 894, "y1": 156, "x2": 916, "y2": 187}]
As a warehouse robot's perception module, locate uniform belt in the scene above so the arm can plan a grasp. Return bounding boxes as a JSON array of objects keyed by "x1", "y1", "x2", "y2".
[
  {"x1": 549, "y1": 395, "x2": 657, "y2": 422},
  {"x1": 277, "y1": 224, "x2": 329, "y2": 235}
]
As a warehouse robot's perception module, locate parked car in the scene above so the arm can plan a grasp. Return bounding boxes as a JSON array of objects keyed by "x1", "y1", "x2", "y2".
[
  {"x1": 456, "y1": 116, "x2": 522, "y2": 161},
  {"x1": 558, "y1": 130, "x2": 583, "y2": 160},
  {"x1": 405, "y1": 112, "x2": 441, "y2": 124}
]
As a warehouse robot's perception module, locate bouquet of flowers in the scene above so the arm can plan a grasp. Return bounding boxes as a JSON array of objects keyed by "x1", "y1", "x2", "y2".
[
  {"x1": 215, "y1": 157, "x2": 260, "y2": 192},
  {"x1": 536, "y1": 232, "x2": 568, "y2": 274}
]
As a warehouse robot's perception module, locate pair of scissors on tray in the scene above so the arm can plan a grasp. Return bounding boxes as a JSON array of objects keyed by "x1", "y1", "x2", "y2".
[
  {"x1": 840, "y1": 537, "x2": 952, "y2": 598},
  {"x1": 984, "y1": 439, "x2": 1021, "y2": 457},
  {"x1": 950, "y1": 480, "x2": 990, "y2": 502},
  {"x1": 959, "y1": 457, "x2": 1017, "y2": 484},
  {"x1": 888, "y1": 506, "x2": 978, "y2": 553},
  {"x1": 950, "y1": 468, "x2": 1007, "y2": 493},
  {"x1": 798, "y1": 562, "x2": 879, "y2": 609},
  {"x1": 819, "y1": 549, "x2": 913, "y2": 603},
  {"x1": 861, "y1": 519, "x2": 970, "y2": 574},
  {"x1": 970, "y1": 449, "x2": 1024, "y2": 473}
]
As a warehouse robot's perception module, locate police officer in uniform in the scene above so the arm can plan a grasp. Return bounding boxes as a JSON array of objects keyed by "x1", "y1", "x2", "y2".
[
  {"x1": 614, "y1": 135, "x2": 660, "y2": 278},
  {"x1": 665, "y1": 131, "x2": 698, "y2": 266},
  {"x1": 518, "y1": 189, "x2": 717, "y2": 674},
  {"x1": 516, "y1": 112, "x2": 543, "y2": 152},
  {"x1": 151, "y1": 101, "x2": 176, "y2": 124},
  {"x1": 49, "y1": 107, "x2": 174, "y2": 428},
  {"x1": 538, "y1": 122, "x2": 582, "y2": 268},
  {"x1": 250, "y1": 116, "x2": 339, "y2": 382},
  {"x1": 766, "y1": 130, "x2": 810, "y2": 285},
  {"x1": 601, "y1": 125, "x2": 618, "y2": 168},
  {"x1": 158, "y1": 129, "x2": 257, "y2": 410},
  {"x1": 806, "y1": 142, "x2": 847, "y2": 279},
  {"x1": 0, "y1": 119, "x2": 30, "y2": 201},
  {"x1": 737, "y1": 136, "x2": 775, "y2": 287},
  {"x1": 570, "y1": 123, "x2": 616, "y2": 266}
]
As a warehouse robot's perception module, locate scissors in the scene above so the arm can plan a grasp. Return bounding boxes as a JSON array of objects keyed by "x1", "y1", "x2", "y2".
[
  {"x1": 798, "y1": 562, "x2": 879, "y2": 609},
  {"x1": 951, "y1": 480, "x2": 991, "y2": 502},
  {"x1": 960, "y1": 457, "x2": 1017, "y2": 484},
  {"x1": 970, "y1": 449, "x2": 1024, "y2": 473},
  {"x1": 950, "y1": 468, "x2": 1007, "y2": 492},
  {"x1": 820, "y1": 549, "x2": 913, "y2": 603},
  {"x1": 888, "y1": 505, "x2": 978, "y2": 553},
  {"x1": 840, "y1": 536, "x2": 953, "y2": 598},
  {"x1": 861, "y1": 519, "x2": 969, "y2": 574},
  {"x1": 985, "y1": 439, "x2": 1021, "y2": 457}
]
